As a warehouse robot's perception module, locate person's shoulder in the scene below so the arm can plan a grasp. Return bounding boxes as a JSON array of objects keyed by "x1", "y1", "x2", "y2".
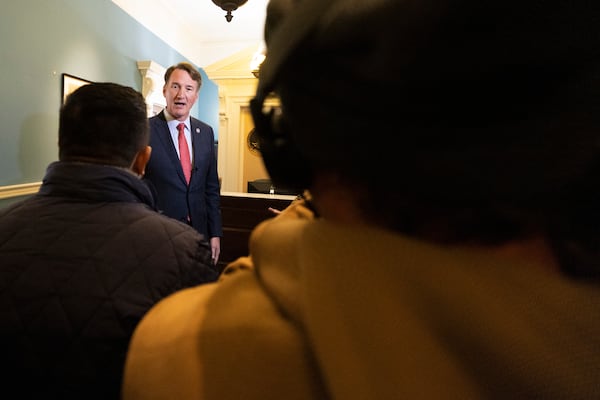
[
  {"x1": 149, "y1": 112, "x2": 166, "y2": 125},
  {"x1": 131, "y1": 206, "x2": 204, "y2": 240},
  {"x1": 0, "y1": 198, "x2": 29, "y2": 217},
  {"x1": 138, "y1": 211, "x2": 213, "y2": 259},
  {"x1": 156, "y1": 213, "x2": 204, "y2": 237}
]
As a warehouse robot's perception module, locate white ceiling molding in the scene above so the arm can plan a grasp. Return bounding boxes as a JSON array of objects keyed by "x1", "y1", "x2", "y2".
[
  {"x1": 113, "y1": 0, "x2": 268, "y2": 68},
  {"x1": 137, "y1": 60, "x2": 167, "y2": 117}
]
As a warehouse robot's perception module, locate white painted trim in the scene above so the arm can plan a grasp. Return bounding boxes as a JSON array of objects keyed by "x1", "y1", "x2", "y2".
[
  {"x1": 137, "y1": 60, "x2": 166, "y2": 117},
  {"x1": 0, "y1": 182, "x2": 41, "y2": 199}
]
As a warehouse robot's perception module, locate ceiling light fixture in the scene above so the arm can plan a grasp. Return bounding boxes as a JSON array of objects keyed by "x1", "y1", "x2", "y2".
[{"x1": 211, "y1": 0, "x2": 249, "y2": 22}]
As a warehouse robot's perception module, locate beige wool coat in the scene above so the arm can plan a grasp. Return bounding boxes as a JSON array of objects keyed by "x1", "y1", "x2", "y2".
[{"x1": 123, "y1": 200, "x2": 600, "y2": 399}]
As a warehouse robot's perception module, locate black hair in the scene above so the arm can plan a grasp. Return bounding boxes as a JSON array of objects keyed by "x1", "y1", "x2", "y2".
[
  {"x1": 59, "y1": 82, "x2": 149, "y2": 167},
  {"x1": 256, "y1": 0, "x2": 600, "y2": 278}
]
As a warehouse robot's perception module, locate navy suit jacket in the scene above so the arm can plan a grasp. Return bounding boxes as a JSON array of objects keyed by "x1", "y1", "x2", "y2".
[{"x1": 144, "y1": 111, "x2": 223, "y2": 239}]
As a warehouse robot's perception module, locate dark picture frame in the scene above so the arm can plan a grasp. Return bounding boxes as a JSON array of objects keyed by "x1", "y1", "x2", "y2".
[{"x1": 61, "y1": 73, "x2": 92, "y2": 104}]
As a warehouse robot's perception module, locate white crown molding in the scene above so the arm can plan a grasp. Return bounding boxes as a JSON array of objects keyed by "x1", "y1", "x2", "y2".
[
  {"x1": 204, "y1": 45, "x2": 260, "y2": 80},
  {"x1": 137, "y1": 60, "x2": 166, "y2": 116}
]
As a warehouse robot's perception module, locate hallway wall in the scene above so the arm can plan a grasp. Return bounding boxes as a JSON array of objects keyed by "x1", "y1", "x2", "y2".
[{"x1": 0, "y1": 0, "x2": 219, "y2": 207}]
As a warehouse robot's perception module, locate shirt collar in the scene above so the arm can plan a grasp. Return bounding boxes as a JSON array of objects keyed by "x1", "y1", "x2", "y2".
[{"x1": 164, "y1": 109, "x2": 190, "y2": 131}]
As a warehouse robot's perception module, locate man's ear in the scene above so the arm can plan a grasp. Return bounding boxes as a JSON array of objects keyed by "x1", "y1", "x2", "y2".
[{"x1": 131, "y1": 146, "x2": 152, "y2": 177}]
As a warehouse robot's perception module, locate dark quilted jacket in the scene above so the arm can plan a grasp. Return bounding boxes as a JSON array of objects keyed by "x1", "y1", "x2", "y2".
[{"x1": 0, "y1": 162, "x2": 219, "y2": 399}]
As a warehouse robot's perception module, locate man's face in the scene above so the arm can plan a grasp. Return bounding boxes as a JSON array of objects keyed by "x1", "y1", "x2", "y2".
[{"x1": 163, "y1": 68, "x2": 199, "y2": 121}]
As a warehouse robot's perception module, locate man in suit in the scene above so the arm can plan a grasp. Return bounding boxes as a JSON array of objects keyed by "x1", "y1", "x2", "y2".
[{"x1": 144, "y1": 62, "x2": 223, "y2": 265}]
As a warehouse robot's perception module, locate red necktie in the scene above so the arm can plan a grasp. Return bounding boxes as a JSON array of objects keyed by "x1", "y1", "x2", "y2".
[{"x1": 177, "y1": 123, "x2": 192, "y2": 184}]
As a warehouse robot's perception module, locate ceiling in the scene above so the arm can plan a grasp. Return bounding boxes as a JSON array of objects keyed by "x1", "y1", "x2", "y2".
[{"x1": 112, "y1": 0, "x2": 269, "y2": 68}]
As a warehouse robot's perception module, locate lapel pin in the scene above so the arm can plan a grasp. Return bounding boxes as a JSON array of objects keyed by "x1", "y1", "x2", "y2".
[{"x1": 196, "y1": 128, "x2": 200, "y2": 133}]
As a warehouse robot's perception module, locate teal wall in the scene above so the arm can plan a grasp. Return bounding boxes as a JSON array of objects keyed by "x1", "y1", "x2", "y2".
[{"x1": 0, "y1": 0, "x2": 219, "y2": 191}]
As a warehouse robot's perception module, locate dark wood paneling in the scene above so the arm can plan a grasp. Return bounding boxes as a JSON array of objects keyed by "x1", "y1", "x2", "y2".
[{"x1": 217, "y1": 194, "x2": 294, "y2": 272}]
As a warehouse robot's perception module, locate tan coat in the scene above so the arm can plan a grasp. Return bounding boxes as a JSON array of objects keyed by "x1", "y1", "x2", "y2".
[{"x1": 123, "y1": 201, "x2": 600, "y2": 399}]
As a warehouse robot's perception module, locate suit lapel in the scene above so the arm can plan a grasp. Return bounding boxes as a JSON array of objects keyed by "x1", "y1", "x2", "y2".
[
  {"x1": 157, "y1": 111, "x2": 188, "y2": 185},
  {"x1": 190, "y1": 121, "x2": 200, "y2": 162},
  {"x1": 189, "y1": 120, "x2": 203, "y2": 184}
]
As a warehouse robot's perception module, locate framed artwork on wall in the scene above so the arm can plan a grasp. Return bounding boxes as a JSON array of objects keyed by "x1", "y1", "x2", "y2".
[{"x1": 62, "y1": 73, "x2": 92, "y2": 104}]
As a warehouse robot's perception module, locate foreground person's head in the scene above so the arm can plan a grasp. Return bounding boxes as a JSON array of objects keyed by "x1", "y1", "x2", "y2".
[
  {"x1": 59, "y1": 82, "x2": 151, "y2": 175},
  {"x1": 251, "y1": 0, "x2": 600, "y2": 278}
]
